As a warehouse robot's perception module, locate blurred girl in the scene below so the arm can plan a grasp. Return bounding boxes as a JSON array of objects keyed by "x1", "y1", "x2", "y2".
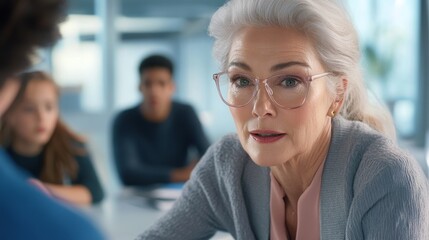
[{"x1": 0, "y1": 71, "x2": 104, "y2": 205}]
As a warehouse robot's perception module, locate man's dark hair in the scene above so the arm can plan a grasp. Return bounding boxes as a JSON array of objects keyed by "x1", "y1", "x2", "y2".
[
  {"x1": 0, "y1": 0, "x2": 66, "y2": 85},
  {"x1": 138, "y1": 55, "x2": 174, "y2": 76}
]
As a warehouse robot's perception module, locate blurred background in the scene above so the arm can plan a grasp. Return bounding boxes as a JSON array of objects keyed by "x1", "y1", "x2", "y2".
[{"x1": 32, "y1": 0, "x2": 429, "y2": 196}]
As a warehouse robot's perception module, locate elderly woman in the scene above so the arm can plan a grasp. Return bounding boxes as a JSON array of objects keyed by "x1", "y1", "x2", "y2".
[{"x1": 139, "y1": 0, "x2": 429, "y2": 239}]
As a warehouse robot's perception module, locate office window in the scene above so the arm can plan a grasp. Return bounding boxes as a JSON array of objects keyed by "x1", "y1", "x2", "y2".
[
  {"x1": 345, "y1": 0, "x2": 419, "y2": 138},
  {"x1": 51, "y1": 15, "x2": 104, "y2": 113}
]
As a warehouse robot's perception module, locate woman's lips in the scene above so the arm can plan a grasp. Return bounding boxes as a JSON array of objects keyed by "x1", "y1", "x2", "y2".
[{"x1": 249, "y1": 130, "x2": 286, "y2": 143}]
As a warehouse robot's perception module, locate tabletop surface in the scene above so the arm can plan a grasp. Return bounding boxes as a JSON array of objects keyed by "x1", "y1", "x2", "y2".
[{"x1": 82, "y1": 187, "x2": 233, "y2": 240}]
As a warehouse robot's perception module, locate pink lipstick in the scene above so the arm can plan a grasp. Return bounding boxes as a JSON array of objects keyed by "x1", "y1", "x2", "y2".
[{"x1": 249, "y1": 130, "x2": 286, "y2": 143}]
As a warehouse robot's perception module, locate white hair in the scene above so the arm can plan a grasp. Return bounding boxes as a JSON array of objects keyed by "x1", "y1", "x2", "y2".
[{"x1": 208, "y1": 0, "x2": 396, "y2": 140}]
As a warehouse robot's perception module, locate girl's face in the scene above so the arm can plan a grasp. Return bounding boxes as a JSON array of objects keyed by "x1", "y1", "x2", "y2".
[{"x1": 6, "y1": 80, "x2": 59, "y2": 147}]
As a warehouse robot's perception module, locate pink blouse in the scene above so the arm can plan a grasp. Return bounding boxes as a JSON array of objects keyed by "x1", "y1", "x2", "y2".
[{"x1": 270, "y1": 162, "x2": 325, "y2": 240}]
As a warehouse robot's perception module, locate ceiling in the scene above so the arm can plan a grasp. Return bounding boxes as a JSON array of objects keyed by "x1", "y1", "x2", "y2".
[
  {"x1": 68, "y1": 0, "x2": 226, "y2": 18},
  {"x1": 66, "y1": 0, "x2": 226, "y2": 39}
]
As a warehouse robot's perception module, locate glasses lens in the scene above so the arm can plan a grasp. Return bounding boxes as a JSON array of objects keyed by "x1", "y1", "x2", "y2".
[
  {"x1": 215, "y1": 72, "x2": 312, "y2": 109},
  {"x1": 265, "y1": 74, "x2": 309, "y2": 109},
  {"x1": 217, "y1": 73, "x2": 256, "y2": 107}
]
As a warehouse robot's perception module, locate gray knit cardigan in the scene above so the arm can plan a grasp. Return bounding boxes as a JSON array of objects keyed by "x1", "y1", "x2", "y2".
[{"x1": 138, "y1": 117, "x2": 429, "y2": 240}]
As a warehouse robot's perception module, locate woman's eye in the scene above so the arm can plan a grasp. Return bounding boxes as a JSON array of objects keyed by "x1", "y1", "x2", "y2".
[
  {"x1": 238, "y1": 78, "x2": 250, "y2": 87},
  {"x1": 281, "y1": 76, "x2": 301, "y2": 88},
  {"x1": 231, "y1": 76, "x2": 252, "y2": 88}
]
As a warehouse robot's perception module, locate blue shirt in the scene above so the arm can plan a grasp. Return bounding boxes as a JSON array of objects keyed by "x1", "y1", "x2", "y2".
[
  {"x1": 112, "y1": 102, "x2": 210, "y2": 185},
  {"x1": 0, "y1": 148, "x2": 105, "y2": 240}
]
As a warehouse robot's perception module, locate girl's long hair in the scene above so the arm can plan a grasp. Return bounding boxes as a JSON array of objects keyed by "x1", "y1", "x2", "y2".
[{"x1": 0, "y1": 71, "x2": 86, "y2": 184}]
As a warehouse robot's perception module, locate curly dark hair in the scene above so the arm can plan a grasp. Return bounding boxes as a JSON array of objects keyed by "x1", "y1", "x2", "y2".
[{"x1": 0, "y1": 0, "x2": 66, "y2": 85}]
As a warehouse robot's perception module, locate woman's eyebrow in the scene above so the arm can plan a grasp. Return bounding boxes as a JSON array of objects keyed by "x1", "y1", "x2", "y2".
[
  {"x1": 228, "y1": 61, "x2": 310, "y2": 72},
  {"x1": 270, "y1": 61, "x2": 310, "y2": 72},
  {"x1": 228, "y1": 61, "x2": 251, "y2": 71}
]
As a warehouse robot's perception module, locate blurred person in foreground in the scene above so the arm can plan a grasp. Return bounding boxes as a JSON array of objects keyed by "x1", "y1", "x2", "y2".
[
  {"x1": 112, "y1": 55, "x2": 210, "y2": 186},
  {"x1": 1, "y1": 71, "x2": 104, "y2": 205},
  {"x1": 138, "y1": 0, "x2": 429, "y2": 239},
  {"x1": 0, "y1": 0, "x2": 104, "y2": 239}
]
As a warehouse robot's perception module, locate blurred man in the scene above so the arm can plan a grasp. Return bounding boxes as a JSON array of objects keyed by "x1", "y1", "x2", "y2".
[
  {"x1": 0, "y1": 0, "x2": 104, "y2": 239},
  {"x1": 113, "y1": 55, "x2": 210, "y2": 186}
]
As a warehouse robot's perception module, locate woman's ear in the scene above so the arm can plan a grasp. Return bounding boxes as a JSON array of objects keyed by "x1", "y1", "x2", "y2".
[{"x1": 328, "y1": 78, "x2": 348, "y2": 117}]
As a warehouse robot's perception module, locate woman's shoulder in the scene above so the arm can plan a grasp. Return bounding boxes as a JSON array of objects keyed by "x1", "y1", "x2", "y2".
[
  {"x1": 193, "y1": 133, "x2": 252, "y2": 179},
  {"x1": 336, "y1": 118, "x2": 413, "y2": 163},
  {"x1": 211, "y1": 133, "x2": 247, "y2": 159},
  {"x1": 333, "y1": 116, "x2": 403, "y2": 159},
  {"x1": 334, "y1": 117, "x2": 427, "y2": 193}
]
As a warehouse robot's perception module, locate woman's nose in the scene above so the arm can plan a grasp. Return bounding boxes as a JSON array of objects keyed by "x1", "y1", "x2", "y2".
[{"x1": 251, "y1": 83, "x2": 276, "y2": 118}]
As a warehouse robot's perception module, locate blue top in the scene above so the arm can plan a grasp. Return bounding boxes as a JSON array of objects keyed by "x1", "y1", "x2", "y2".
[
  {"x1": 112, "y1": 101, "x2": 210, "y2": 186},
  {"x1": 0, "y1": 148, "x2": 105, "y2": 240}
]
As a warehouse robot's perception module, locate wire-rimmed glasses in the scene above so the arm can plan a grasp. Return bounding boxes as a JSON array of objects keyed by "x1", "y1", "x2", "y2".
[{"x1": 213, "y1": 71, "x2": 332, "y2": 109}]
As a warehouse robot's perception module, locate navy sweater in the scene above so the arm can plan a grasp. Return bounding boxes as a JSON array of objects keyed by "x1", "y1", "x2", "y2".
[
  {"x1": 7, "y1": 146, "x2": 104, "y2": 204},
  {"x1": 112, "y1": 101, "x2": 210, "y2": 186}
]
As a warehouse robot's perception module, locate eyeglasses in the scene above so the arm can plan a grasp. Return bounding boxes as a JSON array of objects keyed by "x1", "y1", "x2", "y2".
[{"x1": 213, "y1": 71, "x2": 332, "y2": 109}]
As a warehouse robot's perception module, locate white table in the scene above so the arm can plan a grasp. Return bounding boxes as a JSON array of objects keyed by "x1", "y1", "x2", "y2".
[{"x1": 82, "y1": 190, "x2": 232, "y2": 240}]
